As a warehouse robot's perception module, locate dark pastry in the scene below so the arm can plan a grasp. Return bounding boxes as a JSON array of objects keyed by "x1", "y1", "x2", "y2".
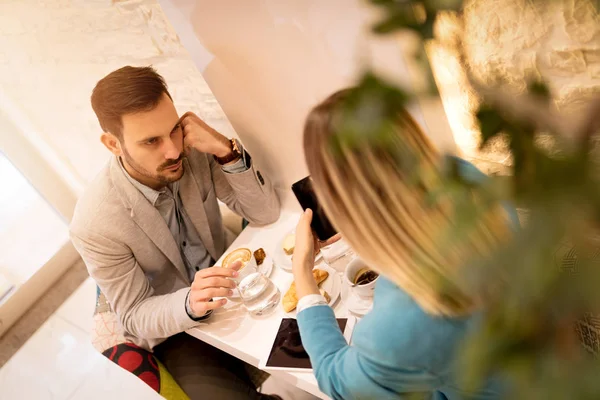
[{"x1": 254, "y1": 248, "x2": 267, "y2": 266}]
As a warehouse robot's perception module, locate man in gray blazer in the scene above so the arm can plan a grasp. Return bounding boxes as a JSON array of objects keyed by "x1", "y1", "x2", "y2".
[{"x1": 70, "y1": 66, "x2": 281, "y2": 399}]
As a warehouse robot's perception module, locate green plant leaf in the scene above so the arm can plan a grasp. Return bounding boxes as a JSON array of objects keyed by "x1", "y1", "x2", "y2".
[
  {"x1": 359, "y1": 1, "x2": 600, "y2": 397},
  {"x1": 424, "y1": 0, "x2": 464, "y2": 11},
  {"x1": 418, "y1": 14, "x2": 436, "y2": 39},
  {"x1": 527, "y1": 80, "x2": 551, "y2": 102},
  {"x1": 372, "y1": 10, "x2": 422, "y2": 34},
  {"x1": 331, "y1": 72, "x2": 411, "y2": 151},
  {"x1": 476, "y1": 105, "x2": 505, "y2": 147}
]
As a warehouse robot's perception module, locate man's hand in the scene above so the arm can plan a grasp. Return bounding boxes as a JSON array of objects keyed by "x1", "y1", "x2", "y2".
[
  {"x1": 180, "y1": 111, "x2": 232, "y2": 157},
  {"x1": 188, "y1": 262, "x2": 241, "y2": 316}
]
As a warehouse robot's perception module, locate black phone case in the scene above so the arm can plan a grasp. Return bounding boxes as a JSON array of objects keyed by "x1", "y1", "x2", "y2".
[{"x1": 291, "y1": 176, "x2": 338, "y2": 241}]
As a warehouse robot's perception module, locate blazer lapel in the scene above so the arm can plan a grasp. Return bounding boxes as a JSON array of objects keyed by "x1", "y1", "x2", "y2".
[
  {"x1": 130, "y1": 201, "x2": 189, "y2": 281},
  {"x1": 109, "y1": 157, "x2": 188, "y2": 282},
  {"x1": 179, "y1": 158, "x2": 217, "y2": 260}
]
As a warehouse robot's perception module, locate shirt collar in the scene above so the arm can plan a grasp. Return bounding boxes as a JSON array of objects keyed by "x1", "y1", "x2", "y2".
[{"x1": 118, "y1": 157, "x2": 177, "y2": 206}]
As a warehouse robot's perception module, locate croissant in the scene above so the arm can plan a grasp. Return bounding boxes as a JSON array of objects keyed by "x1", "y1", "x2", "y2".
[{"x1": 282, "y1": 269, "x2": 329, "y2": 313}]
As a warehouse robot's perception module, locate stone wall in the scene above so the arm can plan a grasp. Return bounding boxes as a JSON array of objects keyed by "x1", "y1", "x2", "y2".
[{"x1": 431, "y1": 0, "x2": 600, "y2": 175}]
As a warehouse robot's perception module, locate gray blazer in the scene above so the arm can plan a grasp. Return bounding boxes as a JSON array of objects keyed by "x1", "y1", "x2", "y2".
[{"x1": 70, "y1": 149, "x2": 280, "y2": 351}]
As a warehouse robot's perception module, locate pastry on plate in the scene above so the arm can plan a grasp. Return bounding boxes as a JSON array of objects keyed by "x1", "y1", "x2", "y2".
[
  {"x1": 282, "y1": 233, "x2": 295, "y2": 256},
  {"x1": 282, "y1": 269, "x2": 329, "y2": 313},
  {"x1": 253, "y1": 248, "x2": 266, "y2": 266}
]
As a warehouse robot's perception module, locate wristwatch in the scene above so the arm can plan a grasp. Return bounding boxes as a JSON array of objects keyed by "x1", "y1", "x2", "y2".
[{"x1": 214, "y1": 138, "x2": 242, "y2": 165}]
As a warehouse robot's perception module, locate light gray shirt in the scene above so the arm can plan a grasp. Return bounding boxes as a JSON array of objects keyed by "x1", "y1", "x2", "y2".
[{"x1": 119, "y1": 149, "x2": 249, "y2": 282}]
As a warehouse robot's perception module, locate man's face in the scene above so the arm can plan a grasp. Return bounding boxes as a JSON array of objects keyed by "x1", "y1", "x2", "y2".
[{"x1": 119, "y1": 93, "x2": 185, "y2": 189}]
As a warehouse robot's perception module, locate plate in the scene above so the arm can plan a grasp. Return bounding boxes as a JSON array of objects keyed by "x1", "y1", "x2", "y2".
[
  {"x1": 283, "y1": 263, "x2": 342, "y2": 315},
  {"x1": 273, "y1": 233, "x2": 294, "y2": 271},
  {"x1": 319, "y1": 264, "x2": 342, "y2": 308},
  {"x1": 228, "y1": 255, "x2": 274, "y2": 300},
  {"x1": 273, "y1": 229, "x2": 322, "y2": 272}
]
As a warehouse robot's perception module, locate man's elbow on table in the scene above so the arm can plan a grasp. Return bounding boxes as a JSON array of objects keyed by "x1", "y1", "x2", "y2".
[
  {"x1": 244, "y1": 195, "x2": 281, "y2": 227},
  {"x1": 261, "y1": 197, "x2": 282, "y2": 225}
]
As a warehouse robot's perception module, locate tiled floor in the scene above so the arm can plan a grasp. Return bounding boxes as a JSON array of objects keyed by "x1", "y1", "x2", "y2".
[{"x1": 0, "y1": 278, "x2": 318, "y2": 399}]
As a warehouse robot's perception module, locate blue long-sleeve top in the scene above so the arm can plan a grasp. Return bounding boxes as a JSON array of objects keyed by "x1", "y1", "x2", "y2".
[{"x1": 297, "y1": 158, "x2": 518, "y2": 400}]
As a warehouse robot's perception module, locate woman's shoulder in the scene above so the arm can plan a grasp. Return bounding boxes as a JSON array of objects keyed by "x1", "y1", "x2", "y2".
[
  {"x1": 363, "y1": 277, "x2": 466, "y2": 328},
  {"x1": 353, "y1": 277, "x2": 474, "y2": 368},
  {"x1": 446, "y1": 156, "x2": 520, "y2": 229},
  {"x1": 446, "y1": 155, "x2": 487, "y2": 184}
]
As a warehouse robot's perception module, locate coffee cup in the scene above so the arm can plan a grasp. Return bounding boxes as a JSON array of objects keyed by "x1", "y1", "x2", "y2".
[
  {"x1": 344, "y1": 257, "x2": 379, "y2": 298},
  {"x1": 222, "y1": 248, "x2": 257, "y2": 284}
]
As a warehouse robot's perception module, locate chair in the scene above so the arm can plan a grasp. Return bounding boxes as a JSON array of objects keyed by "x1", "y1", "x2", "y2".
[{"x1": 92, "y1": 287, "x2": 190, "y2": 399}]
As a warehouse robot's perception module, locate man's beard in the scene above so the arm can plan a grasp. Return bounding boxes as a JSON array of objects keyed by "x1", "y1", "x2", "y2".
[{"x1": 122, "y1": 146, "x2": 185, "y2": 187}]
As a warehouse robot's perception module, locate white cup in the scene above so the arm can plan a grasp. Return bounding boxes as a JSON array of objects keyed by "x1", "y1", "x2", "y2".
[{"x1": 344, "y1": 257, "x2": 379, "y2": 298}]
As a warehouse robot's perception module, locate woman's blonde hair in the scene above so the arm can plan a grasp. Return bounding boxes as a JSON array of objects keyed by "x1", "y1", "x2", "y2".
[{"x1": 303, "y1": 89, "x2": 512, "y2": 317}]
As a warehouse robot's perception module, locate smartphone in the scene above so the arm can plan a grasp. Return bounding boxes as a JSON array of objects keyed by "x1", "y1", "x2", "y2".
[
  {"x1": 260, "y1": 317, "x2": 356, "y2": 372},
  {"x1": 291, "y1": 176, "x2": 338, "y2": 241}
]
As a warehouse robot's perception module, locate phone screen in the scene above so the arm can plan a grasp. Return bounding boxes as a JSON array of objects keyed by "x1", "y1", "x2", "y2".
[
  {"x1": 291, "y1": 176, "x2": 338, "y2": 241},
  {"x1": 265, "y1": 318, "x2": 347, "y2": 369}
]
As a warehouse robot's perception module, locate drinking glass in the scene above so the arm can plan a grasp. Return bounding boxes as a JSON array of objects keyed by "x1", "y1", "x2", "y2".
[{"x1": 229, "y1": 252, "x2": 281, "y2": 316}]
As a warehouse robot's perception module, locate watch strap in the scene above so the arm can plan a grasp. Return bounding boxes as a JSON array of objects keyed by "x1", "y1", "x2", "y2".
[{"x1": 214, "y1": 138, "x2": 241, "y2": 165}]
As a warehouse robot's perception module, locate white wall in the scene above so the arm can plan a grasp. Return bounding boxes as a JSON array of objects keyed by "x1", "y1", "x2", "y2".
[
  {"x1": 0, "y1": 0, "x2": 456, "y2": 199},
  {"x1": 0, "y1": 0, "x2": 238, "y2": 334},
  {"x1": 0, "y1": 0, "x2": 237, "y2": 196},
  {"x1": 159, "y1": 0, "x2": 457, "y2": 193}
]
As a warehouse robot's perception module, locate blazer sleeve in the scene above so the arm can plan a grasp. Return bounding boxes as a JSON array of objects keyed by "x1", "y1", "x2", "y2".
[
  {"x1": 297, "y1": 306, "x2": 439, "y2": 400},
  {"x1": 209, "y1": 151, "x2": 281, "y2": 226},
  {"x1": 70, "y1": 229, "x2": 200, "y2": 340}
]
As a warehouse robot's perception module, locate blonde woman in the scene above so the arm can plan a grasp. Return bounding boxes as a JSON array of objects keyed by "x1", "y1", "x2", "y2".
[{"x1": 292, "y1": 89, "x2": 519, "y2": 400}]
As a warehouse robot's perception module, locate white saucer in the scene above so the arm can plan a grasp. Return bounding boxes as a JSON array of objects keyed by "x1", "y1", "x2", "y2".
[
  {"x1": 343, "y1": 286, "x2": 373, "y2": 316},
  {"x1": 283, "y1": 264, "x2": 341, "y2": 315},
  {"x1": 228, "y1": 256, "x2": 274, "y2": 300}
]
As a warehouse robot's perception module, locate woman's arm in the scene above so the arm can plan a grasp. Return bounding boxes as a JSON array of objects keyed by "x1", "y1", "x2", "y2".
[
  {"x1": 297, "y1": 305, "x2": 438, "y2": 399},
  {"x1": 292, "y1": 210, "x2": 438, "y2": 399}
]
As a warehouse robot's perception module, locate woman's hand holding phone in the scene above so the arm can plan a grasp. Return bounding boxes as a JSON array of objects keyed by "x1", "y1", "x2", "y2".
[{"x1": 292, "y1": 209, "x2": 321, "y2": 299}]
